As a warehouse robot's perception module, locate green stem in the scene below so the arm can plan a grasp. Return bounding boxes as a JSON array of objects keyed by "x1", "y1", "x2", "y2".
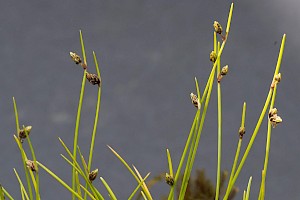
[
  {"x1": 178, "y1": 67, "x2": 215, "y2": 200},
  {"x1": 223, "y1": 34, "x2": 286, "y2": 200},
  {"x1": 88, "y1": 52, "x2": 102, "y2": 170},
  {"x1": 225, "y1": 102, "x2": 246, "y2": 195},
  {"x1": 215, "y1": 41, "x2": 222, "y2": 200},
  {"x1": 167, "y1": 110, "x2": 200, "y2": 200},
  {"x1": 12, "y1": 98, "x2": 33, "y2": 200},
  {"x1": 72, "y1": 30, "x2": 87, "y2": 200}
]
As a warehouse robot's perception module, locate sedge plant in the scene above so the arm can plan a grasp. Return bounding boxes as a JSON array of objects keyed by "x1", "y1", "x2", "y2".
[{"x1": 0, "y1": 2, "x2": 287, "y2": 200}]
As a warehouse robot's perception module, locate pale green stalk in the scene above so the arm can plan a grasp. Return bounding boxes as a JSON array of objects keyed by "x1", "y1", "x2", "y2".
[
  {"x1": 259, "y1": 80, "x2": 279, "y2": 199},
  {"x1": 141, "y1": 191, "x2": 147, "y2": 200},
  {"x1": 75, "y1": 172, "x2": 82, "y2": 197},
  {"x1": 100, "y1": 177, "x2": 117, "y2": 200},
  {"x1": 37, "y1": 162, "x2": 84, "y2": 200},
  {"x1": 72, "y1": 30, "x2": 87, "y2": 200},
  {"x1": 128, "y1": 173, "x2": 150, "y2": 200},
  {"x1": 107, "y1": 146, "x2": 153, "y2": 200},
  {"x1": 0, "y1": 185, "x2": 4, "y2": 200},
  {"x1": 245, "y1": 176, "x2": 252, "y2": 200},
  {"x1": 79, "y1": 185, "x2": 97, "y2": 200},
  {"x1": 88, "y1": 51, "x2": 102, "y2": 170},
  {"x1": 59, "y1": 138, "x2": 104, "y2": 199},
  {"x1": 24, "y1": 129, "x2": 40, "y2": 200},
  {"x1": 84, "y1": 51, "x2": 102, "y2": 199},
  {"x1": 12, "y1": 98, "x2": 33, "y2": 200},
  {"x1": 178, "y1": 5, "x2": 234, "y2": 196},
  {"x1": 178, "y1": 67, "x2": 215, "y2": 200},
  {"x1": 223, "y1": 34, "x2": 286, "y2": 200},
  {"x1": 2, "y1": 188, "x2": 14, "y2": 200},
  {"x1": 167, "y1": 110, "x2": 200, "y2": 200},
  {"x1": 13, "y1": 169, "x2": 29, "y2": 200},
  {"x1": 215, "y1": 39, "x2": 222, "y2": 200},
  {"x1": 166, "y1": 149, "x2": 174, "y2": 177},
  {"x1": 225, "y1": 103, "x2": 246, "y2": 195},
  {"x1": 13, "y1": 136, "x2": 38, "y2": 195}
]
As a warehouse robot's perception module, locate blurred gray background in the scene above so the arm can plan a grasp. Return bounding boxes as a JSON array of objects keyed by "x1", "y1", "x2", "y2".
[{"x1": 0, "y1": 0, "x2": 298, "y2": 199}]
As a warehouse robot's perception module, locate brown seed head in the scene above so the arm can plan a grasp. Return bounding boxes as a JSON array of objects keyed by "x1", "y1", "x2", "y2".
[
  {"x1": 165, "y1": 173, "x2": 174, "y2": 186},
  {"x1": 26, "y1": 160, "x2": 36, "y2": 172},
  {"x1": 18, "y1": 126, "x2": 32, "y2": 142},
  {"x1": 238, "y1": 127, "x2": 246, "y2": 139},
  {"x1": 190, "y1": 93, "x2": 200, "y2": 109},
  {"x1": 86, "y1": 72, "x2": 101, "y2": 86},
  {"x1": 213, "y1": 21, "x2": 223, "y2": 34},
  {"x1": 221, "y1": 65, "x2": 229, "y2": 76},
  {"x1": 269, "y1": 108, "x2": 282, "y2": 128},
  {"x1": 70, "y1": 52, "x2": 82, "y2": 64},
  {"x1": 89, "y1": 169, "x2": 98, "y2": 182},
  {"x1": 210, "y1": 51, "x2": 217, "y2": 63},
  {"x1": 274, "y1": 73, "x2": 281, "y2": 83}
]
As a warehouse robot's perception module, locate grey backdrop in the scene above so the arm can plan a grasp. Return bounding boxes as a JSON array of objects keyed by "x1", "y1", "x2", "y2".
[{"x1": 0, "y1": 0, "x2": 299, "y2": 199}]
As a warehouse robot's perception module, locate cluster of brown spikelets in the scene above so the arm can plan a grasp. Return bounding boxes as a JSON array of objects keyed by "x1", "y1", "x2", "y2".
[{"x1": 69, "y1": 52, "x2": 101, "y2": 87}]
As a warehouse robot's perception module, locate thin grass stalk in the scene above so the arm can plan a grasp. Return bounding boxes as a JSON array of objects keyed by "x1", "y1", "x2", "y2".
[
  {"x1": 88, "y1": 52, "x2": 102, "y2": 170},
  {"x1": 178, "y1": 67, "x2": 215, "y2": 200},
  {"x1": 166, "y1": 149, "x2": 174, "y2": 177},
  {"x1": 178, "y1": 20, "x2": 234, "y2": 196},
  {"x1": 167, "y1": 110, "x2": 200, "y2": 200},
  {"x1": 14, "y1": 169, "x2": 29, "y2": 200},
  {"x1": 100, "y1": 177, "x2": 117, "y2": 200},
  {"x1": 79, "y1": 185, "x2": 97, "y2": 200},
  {"x1": 2, "y1": 188, "x2": 14, "y2": 200},
  {"x1": 194, "y1": 77, "x2": 201, "y2": 103},
  {"x1": 178, "y1": 112, "x2": 199, "y2": 199},
  {"x1": 133, "y1": 165, "x2": 152, "y2": 200},
  {"x1": 107, "y1": 146, "x2": 153, "y2": 200},
  {"x1": 59, "y1": 139, "x2": 104, "y2": 199},
  {"x1": 215, "y1": 40, "x2": 222, "y2": 200},
  {"x1": 13, "y1": 135, "x2": 39, "y2": 198},
  {"x1": 12, "y1": 98, "x2": 33, "y2": 200},
  {"x1": 243, "y1": 190, "x2": 246, "y2": 200},
  {"x1": 141, "y1": 191, "x2": 147, "y2": 200},
  {"x1": 60, "y1": 154, "x2": 85, "y2": 177},
  {"x1": 258, "y1": 170, "x2": 265, "y2": 200},
  {"x1": 0, "y1": 186, "x2": 4, "y2": 200},
  {"x1": 37, "y1": 161, "x2": 84, "y2": 200},
  {"x1": 72, "y1": 31, "x2": 87, "y2": 200},
  {"x1": 245, "y1": 176, "x2": 252, "y2": 200},
  {"x1": 223, "y1": 34, "x2": 286, "y2": 200},
  {"x1": 60, "y1": 154, "x2": 104, "y2": 200},
  {"x1": 77, "y1": 147, "x2": 89, "y2": 176},
  {"x1": 24, "y1": 133, "x2": 40, "y2": 200},
  {"x1": 258, "y1": 82, "x2": 279, "y2": 199},
  {"x1": 128, "y1": 173, "x2": 150, "y2": 200},
  {"x1": 20, "y1": 187, "x2": 26, "y2": 200},
  {"x1": 75, "y1": 172, "x2": 82, "y2": 197},
  {"x1": 226, "y1": 102, "x2": 246, "y2": 194},
  {"x1": 223, "y1": 90, "x2": 272, "y2": 200}
]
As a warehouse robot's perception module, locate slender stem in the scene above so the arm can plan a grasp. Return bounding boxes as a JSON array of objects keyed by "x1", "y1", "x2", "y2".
[
  {"x1": 167, "y1": 110, "x2": 200, "y2": 200},
  {"x1": 25, "y1": 135, "x2": 40, "y2": 200},
  {"x1": 225, "y1": 102, "x2": 246, "y2": 195},
  {"x1": 88, "y1": 52, "x2": 102, "y2": 170},
  {"x1": 215, "y1": 41, "x2": 222, "y2": 200},
  {"x1": 223, "y1": 90, "x2": 273, "y2": 200},
  {"x1": 179, "y1": 67, "x2": 215, "y2": 199},
  {"x1": 245, "y1": 176, "x2": 252, "y2": 200},
  {"x1": 72, "y1": 31, "x2": 87, "y2": 199},
  {"x1": 12, "y1": 98, "x2": 33, "y2": 200},
  {"x1": 223, "y1": 34, "x2": 286, "y2": 200},
  {"x1": 166, "y1": 149, "x2": 174, "y2": 177},
  {"x1": 37, "y1": 162, "x2": 84, "y2": 200}
]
